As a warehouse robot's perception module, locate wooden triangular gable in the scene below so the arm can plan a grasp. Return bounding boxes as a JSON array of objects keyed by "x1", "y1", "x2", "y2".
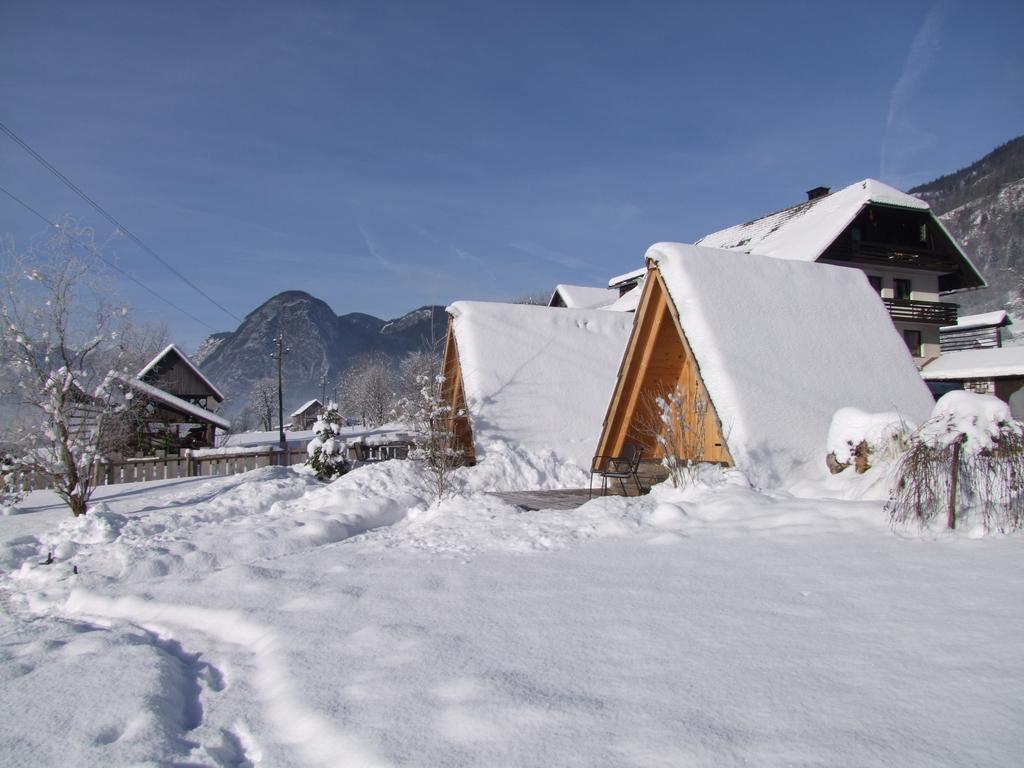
[
  {"x1": 439, "y1": 316, "x2": 476, "y2": 463},
  {"x1": 595, "y1": 265, "x2": 733, "y2": 467},
  {"x1": 138, "y1": 345, "x2": 224, "y2": 404}
]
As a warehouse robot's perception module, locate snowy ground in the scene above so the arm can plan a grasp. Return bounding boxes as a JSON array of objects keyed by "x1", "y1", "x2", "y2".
[{"x1": 1, "y1": 449, "x2": 1022, "y2": 767}]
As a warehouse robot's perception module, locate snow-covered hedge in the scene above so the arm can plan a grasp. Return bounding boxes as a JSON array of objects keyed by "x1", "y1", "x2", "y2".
[
  {"x1": 887, "y1": 391, "x2": 1024, "y2": 533},
  {"x1": 826, "y1": 407, "x2": 915, "y2": 473}
]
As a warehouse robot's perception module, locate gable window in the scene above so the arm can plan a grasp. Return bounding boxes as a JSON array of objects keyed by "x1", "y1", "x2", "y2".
[
  {"x1": 903, "y1": 329, "x2": 922, "y2": 357},
  {"x1": 867, "y1": 275, "x2": 882, "y2": 294},
  {"x1": 894, "y1": 278, "x2": 912, "y2": 301}
]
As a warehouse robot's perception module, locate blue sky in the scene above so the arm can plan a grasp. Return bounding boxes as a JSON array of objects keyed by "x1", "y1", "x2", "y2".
[{"x1": 2, "y1": 0, "x2": 1022, "y2": 352}]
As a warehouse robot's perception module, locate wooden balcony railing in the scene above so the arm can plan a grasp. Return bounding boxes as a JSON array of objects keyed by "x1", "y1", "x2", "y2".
[
  {"x1": 883, "y1": 298, "x2": 958, "y2": 325},
  {"x1": 826, "y1": 241, "x2": 954, "y2": 272}
]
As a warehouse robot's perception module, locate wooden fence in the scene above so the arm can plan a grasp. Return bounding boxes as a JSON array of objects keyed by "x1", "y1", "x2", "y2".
[
  {"x1": 11, "y1": 440, "x2": 415, "y2": 492},
  {"x1": 11, "y1": 447, "x2": 309, "y2": 492}
]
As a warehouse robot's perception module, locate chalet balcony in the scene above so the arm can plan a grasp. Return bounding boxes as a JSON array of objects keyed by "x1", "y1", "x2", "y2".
[
  {"x1": 882, "y1": 298, "x2": 958, "y2": 325},
  {"x1": 829, "y1": 240, "x2": 953, "y2": 272}
]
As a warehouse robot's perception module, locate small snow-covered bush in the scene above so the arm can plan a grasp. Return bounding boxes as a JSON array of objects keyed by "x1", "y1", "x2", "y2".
[
  {"x1": 826, "y1": 407, "x2": 914, "y2": 474},
  {"x1": 395, "y1": 373, "x2": 465, "y2": 502},
  {"x1": 887, "y1": 391, "x2": 1024, "y2": 532},
  {"x1": 1, "y1": 454, "x2": 26, "y2": 514},
  {"x1": 305, "y1": 403, "x2": 350, "y2": 481}
]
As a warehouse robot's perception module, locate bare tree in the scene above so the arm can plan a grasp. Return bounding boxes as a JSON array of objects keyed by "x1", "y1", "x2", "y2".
[
  {"x1": 337, "y1": 353, "x2": 395, "y2": 427},
  {"x1": 247, "y1": 378, "x2": 277, "y2": 431},
  {"x1": 0, "y1": 221, "x2": 141, "y2": 516}
]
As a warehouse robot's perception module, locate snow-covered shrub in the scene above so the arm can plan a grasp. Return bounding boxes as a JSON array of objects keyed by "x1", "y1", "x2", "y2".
[
  {"x1": 305, "y1": 403, "x2": 350, "y2": 481},
  {"x1": 887, "y1": 391, "x2": 1024, "y2": 532},
  {"x1": 637, "y1": 384, "x2": 712, "y2": 488},
  {"x1": 826, "y1": 407, "x2": 914, "y2": 474}
]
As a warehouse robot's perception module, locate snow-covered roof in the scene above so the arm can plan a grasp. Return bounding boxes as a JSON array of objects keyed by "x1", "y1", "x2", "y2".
[
  {"x1": 120, "y1": 376, "x2": 231, "y2": 430},
  {"x1": 607, "y1": 266, "x2": 646, "y2": 288},
  {"x1": 290, "y1": 399, "x2": 322, "y2": 417},
  {"x1": 647, "y1": 242, "x2": 935, "y2": 488},
  {"x1": 603, "y1": 285, "x2": 642, "y2": 313},
  {"x1": 136, "y1": 344, "x2": 226, "y2": 402},
  {"x1": 920, "y1": 346, "x2": 1024, "y2": 380},
  {"x1": 695, "y1": 178, "x2": 937, "y2": 261},
  {"x1": 549, "y1": 284, "x2": 618, "y2": 309},
  {"x1": 940, "y1": 310, "x2": 1010, "y2": 333},
  {"x1": 447, "y1": 301, "x2": 633, "y2": 470}
]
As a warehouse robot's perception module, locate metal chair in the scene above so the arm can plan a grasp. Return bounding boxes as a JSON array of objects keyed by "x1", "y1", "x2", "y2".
[{"x1": 589, "y1": 444, "x2": 645, "y2": 499}]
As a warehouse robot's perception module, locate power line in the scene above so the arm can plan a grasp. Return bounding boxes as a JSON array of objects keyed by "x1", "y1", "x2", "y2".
[
  {"x1": 0, "y1": 119, "x2": 244, "y2": 324},
  {"x1": 0, "y1": 183, "x2": 220, "y2": 332}
]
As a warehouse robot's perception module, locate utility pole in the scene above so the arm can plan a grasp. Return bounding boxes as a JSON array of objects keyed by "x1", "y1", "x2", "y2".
[
  {"x1": 271, "y1": 335, "x2": 289, "y2": 450},
  {"x1": 320, "y1": 372, "x2": 327, "y2": 407}
]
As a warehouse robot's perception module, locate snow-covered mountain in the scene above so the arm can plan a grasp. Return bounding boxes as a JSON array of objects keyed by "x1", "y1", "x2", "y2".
[
  {"x1": 194, "y1": 291, "x2": 446, "y2": 416},
  {"x1": 911, "y1": 135, "x2": 1024, "y2": 331}
]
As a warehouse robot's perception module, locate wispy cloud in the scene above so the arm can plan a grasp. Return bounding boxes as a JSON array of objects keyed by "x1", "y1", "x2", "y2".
[
  {"x1": 508, "y1": 241, "x2": 589, "y2": 270},
  {"x1": 880, "y1": 0, "x2": 954, "y2": 184}
]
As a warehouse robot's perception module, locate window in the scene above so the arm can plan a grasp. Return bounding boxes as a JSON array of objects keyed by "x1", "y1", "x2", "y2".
[
  {"x1": 867, "y1": 275, "x2": 882, "y2": 294},
  {"x1": 903, "y1": 330, "x2": 922, "y2": 357},
  {"x1": 894, "y1": 278, "x2": 912, "y2": 301}
]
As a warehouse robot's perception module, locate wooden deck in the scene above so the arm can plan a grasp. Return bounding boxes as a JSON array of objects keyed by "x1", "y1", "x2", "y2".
[{"x1": 490, "y1": 485, "x2": 643, "y2": 511}]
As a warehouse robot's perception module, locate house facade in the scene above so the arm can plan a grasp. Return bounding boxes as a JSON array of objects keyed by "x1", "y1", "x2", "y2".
[{"x1": 695, "y1": 179, "x2": 986, "y2": 364}]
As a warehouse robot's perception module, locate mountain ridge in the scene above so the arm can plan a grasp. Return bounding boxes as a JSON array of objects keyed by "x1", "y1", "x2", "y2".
[
  {"x1": 910, "y1": 135, "x2": 1024, "y2": 329},
  {"x1": 194, "y1": 293, "x2": 446, "y2": 418}
]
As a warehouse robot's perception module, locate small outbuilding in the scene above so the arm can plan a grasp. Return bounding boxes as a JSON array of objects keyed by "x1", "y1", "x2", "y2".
[
  {"x1": 440, "y1": 301, "x2": 633, "y2": 470},
  {"x1": 290, "y1": 399, "x2": 323, "y2": 431},
  {"x1": 119, "y1": 344, "x2": 229, "y2": 452},
  {"x1": 595, "y1": 242, "x2": 935, "y2": 488},
  {"x1": 939, "y1": 310, "x2": 1012, "y2": 352}
]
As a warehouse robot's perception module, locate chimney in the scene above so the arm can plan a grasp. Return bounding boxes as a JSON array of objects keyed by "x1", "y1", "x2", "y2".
[{"x1": 806, "y1": 186, "x2": 830, "y2": 201}]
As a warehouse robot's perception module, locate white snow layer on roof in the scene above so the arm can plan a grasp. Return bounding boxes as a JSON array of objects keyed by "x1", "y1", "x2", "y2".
[
  {"x1": 551, "y1": 284, "x2": 618, "y2": 309},
  {"x1": 603, "y1": 285, "x2": 642, "y2": 313},
  {"x1": 695, "y1": 178, "x2": 929, "y2": 262},
  {"x1": 136, "y1": 344, "x2": 226, "y2": 402},
  {"x1": 647, "y1": 242, "x2": 934, "y2": 488},
  {"x1": 448, "y1": 301, "x2": 633, "y2": 470},
  {"x1": 941, "y1": 310, "x2": 1010, "y2": 333},
  {"x1": 921, "y1": 346, "x2": 1024, "y2": 380},
  {"x1": 290, "y1": 399, "x2": 322, "y2": 417},
  {"x1": 121, "y1": 377, "x2": 231, "y2": 430},
  {"x1": 607, "y1": 266, "x2": 646, "y2": 287}
]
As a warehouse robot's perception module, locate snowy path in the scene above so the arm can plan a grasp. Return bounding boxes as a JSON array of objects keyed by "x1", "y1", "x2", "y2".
[{"x1": 2, "y1": 460, "x2": 1023, "y2": 766}]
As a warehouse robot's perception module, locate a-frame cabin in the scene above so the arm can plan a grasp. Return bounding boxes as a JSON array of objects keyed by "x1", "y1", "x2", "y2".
[
  {"x1": 439, "y1": 301, "x2": 632, "y2": 470},
  {"x1": 596, "y1": 242, "x2": 936, "y2": 489},
  {"x1": 595, "y1": 263, "x2": 733, "y2": 469}
]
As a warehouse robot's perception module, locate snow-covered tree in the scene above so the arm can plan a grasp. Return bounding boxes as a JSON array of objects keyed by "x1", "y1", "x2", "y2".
[
  {"x1": 0, "y1": 453, "x2": 25, "y2": 513},
  {"x1": 305, "y1": 402, "x2": 349, "y2": 481},
  {"x1": 337, "y1": 353, "x2": 395, "y2": 427},
  {"x1": 0, "y1": 221, "x2": 143, "y2": 516}
]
